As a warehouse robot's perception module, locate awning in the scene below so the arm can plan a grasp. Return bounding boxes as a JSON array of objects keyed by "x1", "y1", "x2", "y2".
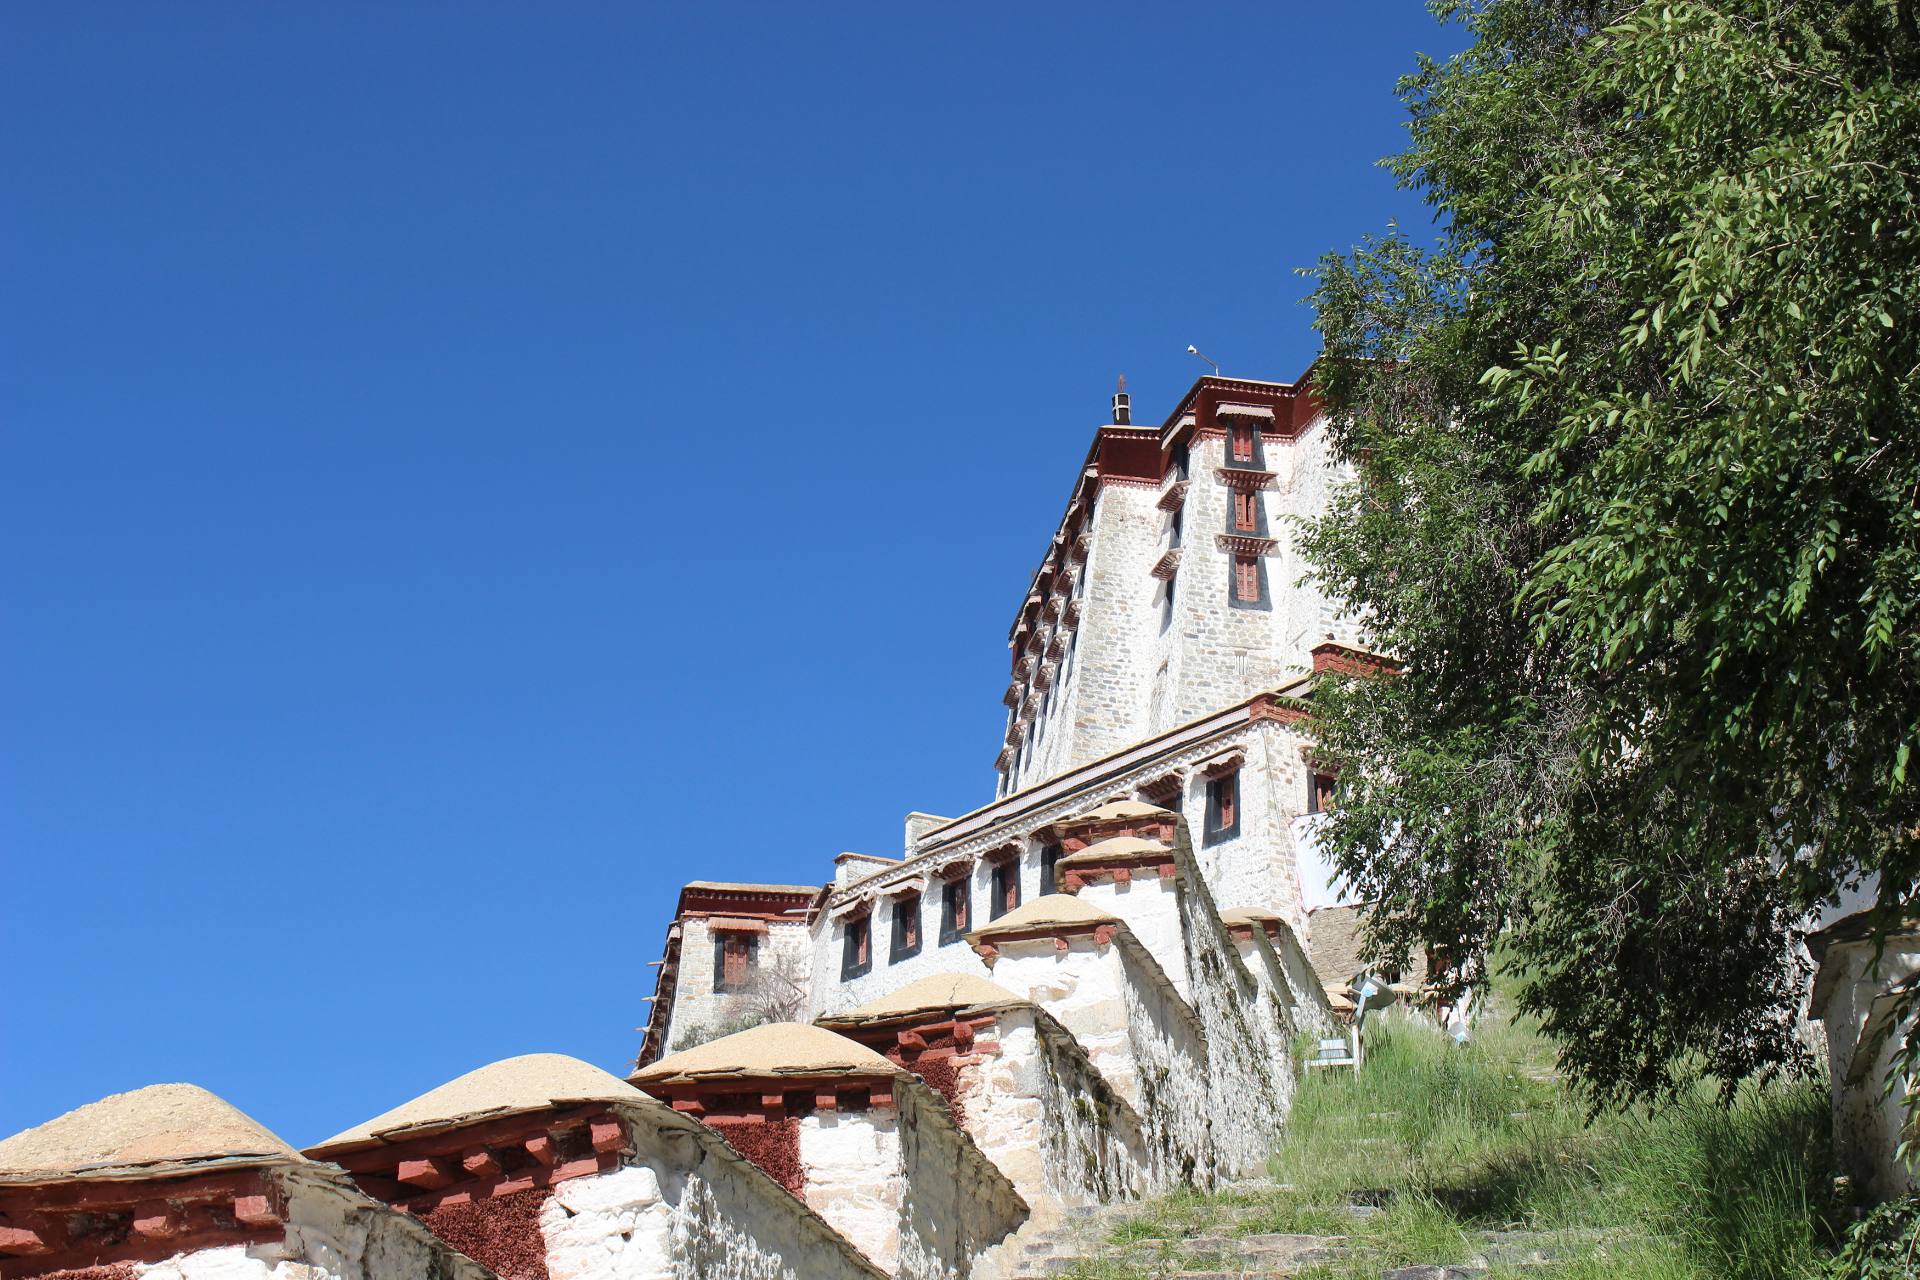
[{"x1": 707, "y1": 916, "x2": 769, "y2": 934}]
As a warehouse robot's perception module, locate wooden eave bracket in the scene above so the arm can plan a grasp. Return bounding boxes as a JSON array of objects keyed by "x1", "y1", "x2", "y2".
[
  {"x1": 1201, "y1": 750, "x2": 1246, "y2": 778},
  {"x1": 1156, "y1": 479, "x2": 1191, "y2": 511},
  {"x1": 1150, "y1": 548, "x2": 1182, "y2": 580},
  {"x1": 1215, "y1": 467, "x2": 1277, "y2": 490},
  {"x1": 1216, "y1": 534, "x2": 1278, "y2": 556}
]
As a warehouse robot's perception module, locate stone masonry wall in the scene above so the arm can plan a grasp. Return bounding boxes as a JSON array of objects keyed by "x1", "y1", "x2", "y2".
[
  {"x1": 987, "y1": 934, "x2": 1215, "y2": 1191},
  {"x1": 1819, "y1": 931, "x2": 1920, "y2": 1201},
  {"x1": 954, "y1": 1006, "x2": 1148, "y2": 1230},
  {"x1": 889, "y1": 1086, "x2": 1028, "y2": 1280},
  {"x1": 1030, "y1": 482, "x2": 1163, "y2": 785},
  {"x1": 813, "y1": 718, "x2": 1314, "y2": 1022},
  {"x1": 1234, "y1": 923, "x2": 1334, "y2": 1039},
  {"x1": 796, "y1": 1109, "x2": 903, "y2": 1275},
  {"x1": 664, "y1": 919, "x2": 813, "y2": 1057},
  {"x1": 1165, "y1": 821, "x2": 1297, "y2": 1177},
  {"x1": 999, "y1": 409, "x2": 1357, "y2": 798},
  {"x1": 529, "y1": 1107, "x2": 883, "y2": 1280},
  {"x1": 1208, "y1": 719, "x2": 1317, "y2": 934}
]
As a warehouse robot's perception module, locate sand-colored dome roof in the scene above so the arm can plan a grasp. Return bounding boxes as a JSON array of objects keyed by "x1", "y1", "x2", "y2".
[
  {"x1": 1220, "y1": 906, "x2": 1282, "y2": 924},
  {"x1": 0, "y1": 1084, "x2": 299, "y2": 1184},
  {"x1": 1075, "y1": 800, "x2": 1172, "y2": 823},
  {"x1": 311, "y1": 1053, "x2": 645, "y2": 1157},
  {"x1": 817, "y1": 973, "x2": 1028, "y2": 1026},
  {"x1": 967, "y1": 893, "x2": 1120, "y2": 941},
  {"x1": 1058, "y1": 835, "x2": 1171, "y2": 867},
  {"x1": 632, "y1": 1023, "x2": 901, "y2": 1086}
]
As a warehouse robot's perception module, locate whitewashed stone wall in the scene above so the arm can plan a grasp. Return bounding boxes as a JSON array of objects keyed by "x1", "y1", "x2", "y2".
[
  {"x1": 1023, "y1": 482, "x2": 1163, "y2": 785},
  {"x1": 1073, "y1": 876, "x2": 1189, "y2": 1003},
  {"x1": 816, "y1": 717, "x2": 1319, "y2": 1020},
  {"x1": 1142, "y1": 823, "x2": 1295, "y2": 1176},
  {"x1": 890, "y1": 1084, "x2": 1029, "y2": 1280},
  {"x1": 790, "y1": 1091, "x2": 1024, "y2": 1280},
  {"x1": 986, "y1": 930, "x2": 1215, "y2": 1189},
  {"x1": 1212, "y1": 718, "x2": 1319, "y2": 934},
  {"x1": 1816, "y1": 929, "x2": 1919, "y2": 1201},
  {"x1": 811, "y1": 877, "x2": 1003, "y2": 1021},
  {"x1": 663, "y1": 919, "x2": 814, "y2": 1057},
  {"x1": 1233, "y1": 921, "x2": 1334, "y2": 1039},
  {"x1": 999, "y1": 409, "x2": 1359, "y2": 798},
  {"x1": 798, "y1": 1109, "x2": 904, "y2": 1274},
  {"x1": 956, "y1": 1007, "x2": 1149, "y2": 1228},
  {"x1": 1272, "y1": 420, "x2": 1363, "y2": 659},
  {"x1": 536, "y1": 1106, "x2": 882, "y2": 1280}
]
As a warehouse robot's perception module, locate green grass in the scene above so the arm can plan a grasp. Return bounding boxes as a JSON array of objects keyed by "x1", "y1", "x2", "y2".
[{"x1": 1062, "y1": 1003, "x2": 1843, "y2": 1280}]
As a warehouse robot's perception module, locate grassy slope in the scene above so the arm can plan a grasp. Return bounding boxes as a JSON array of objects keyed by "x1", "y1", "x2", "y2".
[{"x1": 1066, "y1": 1006, "x2": 1842, "y2": 1279}]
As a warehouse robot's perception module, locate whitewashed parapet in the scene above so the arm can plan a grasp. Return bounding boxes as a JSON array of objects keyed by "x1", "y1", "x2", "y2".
[
  {"x1": 814, "y1": 975, "x2": 1150, "y2": 1234},
  {"x1": 632, "y1": 1025, "x2": 1026, "y2": 1279},
  {"x1": 967, "y1": 898, "x2": 1217, "y2": 1191}
]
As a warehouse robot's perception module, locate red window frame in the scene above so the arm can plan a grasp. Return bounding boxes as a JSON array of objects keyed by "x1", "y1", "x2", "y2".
[
  {"x1": 1233, "y1": 491, "x2": 1258, "y2": 531},
  {"x1": 721, "y1": 934, "x2": 750, "y2": 986},
  {"x1": 1233, "y1": 555, "x2": 1260, "y2": 602},
  {"x1": 990, "y1": 859, "x2": 1021, "y2": 918},
  {"x1": 1231, "y1": 425, "x2": 1255, "y2": 463},
  {"x1": 1217, "y1": 772, "x2": 1238, "y2": 827}
]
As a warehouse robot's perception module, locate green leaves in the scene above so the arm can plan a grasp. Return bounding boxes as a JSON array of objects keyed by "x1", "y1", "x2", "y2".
[{"x1": 1302, "y1": 0, "x2": 1920, "y2": 1117}]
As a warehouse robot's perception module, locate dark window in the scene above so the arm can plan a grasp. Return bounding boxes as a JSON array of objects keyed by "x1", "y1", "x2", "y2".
[
  {"x1": 841, "y1": 915, "x2": 872, "y2": 980},
  {"x1": 1231, "y1": 425, "x2": 1255, "y2": 463},
  {"x1": 1204, "y1": 769, "x2": 1241, "y2": 846},
  {"x1": 1233, "y1": 555, "x2": 1260, "y2": 603},
  {"x1": 713, "y1": 932, "x2": 757, "y2": 992},
  {"x1": 1040, "y1": 844, "x2": 1062, "y2": 895},
  {"x1": 1233, "y1": 491, "x2": 1259, "y2": 532},
  {"x1": 1161, "y1": 573, "x2": 1177, "y2": 631},
  {"x1": 1172, "y1": 443, "x2": 1190, "y2": 481},
  {"x1": 1169, "y1": 506, "x2": 1184, "y2": 549},
  {"x1": 989, "y1": 859, "x2": 1021, "y2": 919},
  {"x1": 890, "y1": 894, "x2": 922, "y2": 962},
  {"x1": 1309, "y1": 771, "x2": 1338, "y2": 815},
  {"x1": 939, "y1": 876, "x2": 972, "y2": 944}
]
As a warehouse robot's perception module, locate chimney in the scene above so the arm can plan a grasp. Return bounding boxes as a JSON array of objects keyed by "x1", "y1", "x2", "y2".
[{"x1": 1112, "y1": 374, "x2": 1131, "y2": 425}]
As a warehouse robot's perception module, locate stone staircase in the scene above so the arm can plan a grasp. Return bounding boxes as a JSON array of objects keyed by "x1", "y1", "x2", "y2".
[{"x1": 1006, "y1": 1181, "x2": 1619, "y2": 1279}]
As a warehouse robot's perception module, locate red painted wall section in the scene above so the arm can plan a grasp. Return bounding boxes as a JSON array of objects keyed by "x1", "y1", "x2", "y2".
[
  {"x1": 421, "y1": 1187, "x2": 552, "y2": 1280},
  {"x1": 895, "y1": 1052, "x2": 964, "y2": 1126},
  {"x1": 19, "y1": 1268, "x2": 138, "y2": 1280},
  {"x1": 707, "y1": 1118, "x2": 803, "y2": 1199}
]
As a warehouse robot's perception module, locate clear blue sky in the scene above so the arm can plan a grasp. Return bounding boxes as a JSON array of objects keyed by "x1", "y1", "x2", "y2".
[{"x1": 0, "y1": 4, "x2": 1460, "y2": 1146}]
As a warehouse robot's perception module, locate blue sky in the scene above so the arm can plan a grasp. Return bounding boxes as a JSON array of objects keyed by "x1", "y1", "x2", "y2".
[{"x1": 0, "y1": 4, "x2": 1460, "y2": 1146}]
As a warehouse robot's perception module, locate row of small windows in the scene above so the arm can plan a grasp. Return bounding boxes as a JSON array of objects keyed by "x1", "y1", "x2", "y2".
[
  {"x1": 722, "y1": 768, "x2": 1317, "y2": 999},
  {"x1": 840, "y1": 852, "x2": 1043, "y2": 980},
  {"x1": 842, "y1": 762, "x2": 1259, "y2": 982},
  {"x1": 714, "y1": 766, "x2": 1314, "y2": 994}
]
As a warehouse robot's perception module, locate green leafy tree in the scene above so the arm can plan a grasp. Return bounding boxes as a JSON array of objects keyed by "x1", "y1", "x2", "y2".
[{"x1": 1302, "y1": 0, "x2": 1919, "y2": 1111}]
